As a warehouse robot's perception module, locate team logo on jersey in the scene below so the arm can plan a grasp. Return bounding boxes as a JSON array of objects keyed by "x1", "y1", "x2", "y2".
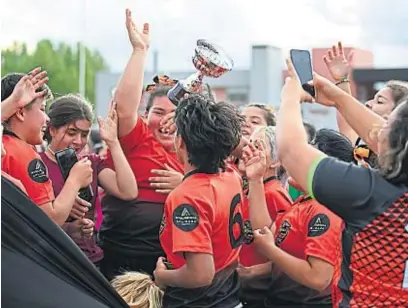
[
  {"x1": 308, "y1": 214, "x2": 330, "y2": 237},
  {"x1": 27, "y1": 159, "x2": 49, "y2": 183},
  {"x1": 173, "y1": 204, "x2": 199, "y2": 232},
  {"x1": 276, "y1": 220, "x2": 291, "y2": 246},
  {"x1": 159, "y1": 214, "x2": 166, "y2": 235}
]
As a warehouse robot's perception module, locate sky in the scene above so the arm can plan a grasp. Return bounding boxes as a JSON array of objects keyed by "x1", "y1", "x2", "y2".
[{"x1": 1, "y1": 0, "x2": 408, "y2": 72}]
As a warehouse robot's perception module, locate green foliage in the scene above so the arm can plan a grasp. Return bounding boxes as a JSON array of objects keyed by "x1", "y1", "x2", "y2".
[{"x1": 1, "y1": 39, "x2": 109, "y2": 106}]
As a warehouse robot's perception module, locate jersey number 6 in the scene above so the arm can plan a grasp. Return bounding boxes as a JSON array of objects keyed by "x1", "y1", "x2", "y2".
[{"x1": 229, "y1": 193, "x2": 244, "y2": 249}]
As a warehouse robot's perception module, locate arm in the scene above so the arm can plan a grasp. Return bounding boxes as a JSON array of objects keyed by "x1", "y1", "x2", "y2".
[
  {"x1": 40, "y1": 179, "x2": 82, "y2": 226},
  {"x1": 115, "y1": 9, "x2": 149, "y2": 138},
  {"x1": 261, "y1": 244, "x2": 333, "y2": 292},
  {"x1": 334, "y1": 90, "x2": 385, "y2": 154},
  {"x1": 276, "y1": 61, "x2": 326, "y2": 192},
  {"x1": 248, "y1": 179, "x2": 272, "y2": 229},
  {"x1": 335, "y1": 82, "x2": 359, "y2": 145},
  {"x1": 98, "y1": 140, "x2": 138, "y2": 200},
  {"x1": 238, "y1": 262, "x2": 272, "y2": 280},
  {"x1": 156, "y1": 253, "x2": 215, "y2": 288}
]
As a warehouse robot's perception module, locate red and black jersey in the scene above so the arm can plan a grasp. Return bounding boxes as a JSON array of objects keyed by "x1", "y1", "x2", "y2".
[
  {"x1": 2, "y1": 131, "x2": 54, "y2": 206},
  {"x1": 264, "y1": 195, "x2": 343, "y2": 307},
  {"x1": 160, "y1": 167, "x2": 244, "y2": 308},
  {"x1": 310, "y1": 157, "x2": 408, "y2": 307}
]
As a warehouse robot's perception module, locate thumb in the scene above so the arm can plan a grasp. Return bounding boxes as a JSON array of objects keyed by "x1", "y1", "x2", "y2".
[
  {"x1": 97, "y1": 116, "x2": 104, "y2": 128},
  {"x1": 263, "y1": 226, "x2": 272, "y2": 235}
]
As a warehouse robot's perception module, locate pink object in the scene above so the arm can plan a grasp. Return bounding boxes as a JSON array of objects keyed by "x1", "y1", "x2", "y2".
[{"x1": 95, "y1": 188, "x2": 105, "y2": 231}]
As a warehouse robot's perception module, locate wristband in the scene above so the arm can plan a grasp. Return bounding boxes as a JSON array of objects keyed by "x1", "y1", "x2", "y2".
[{"x1": 335, "y1": 78, "x2": 350, "y2": 86}]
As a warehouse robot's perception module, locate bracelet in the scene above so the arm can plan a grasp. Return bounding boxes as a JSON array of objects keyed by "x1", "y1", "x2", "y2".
[{"x1": 335, "y1": 78, "x2": 350, "y2": 86}]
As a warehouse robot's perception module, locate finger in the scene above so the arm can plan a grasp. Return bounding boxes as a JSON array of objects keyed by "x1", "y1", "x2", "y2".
[
  {"x1": 28, "y1": 67, "x2": 42, "y2": 77},
  {"x1": 263, "y1": 226, "x2": 272, "y2": 234},
  {"x1": 347, "y1": 50, "x2": 354, "y2": 63},
  {"x1": 31, "y1": 71, "x2": 48, "y2": 85},
  {"x1": 33, "y1": 78, "x2": 49, "y2": 92},
  {"x1": 75, "y1": 196, "x2": 91, "y2": 207},
  {"x1": 142, "y1": 23, "x2": 150, "y2": 35},
  {"x1": 338, "y1": 41, "x2": 344, "y2": 55},
  {"x1": 18, "y1": 75, "x2": 30, "y2": 85},
  {"x1": 332, "y1": 45, "x2": 337, "y2": 57},
  {"x1": 253, "y1": 229, "x2": 262, "y2": 237},
  {"x1": 285, "y1": 58, "x2": 297, "y2": 78},
  {"x1": 150, "y1": 182, "x2": 172, "y2": 189},
  {"x1": 247, "y1": 142, "x2": 258, "y2": 155},
  {"x1": 323, "y1": 55, "x2": 330, "y2": 66},
  {"x1": 151, "y1": 169, "x2": 171, "y2": 176},
  {"x1": 97, "y1": 116, "x2": 104, "y2": 129},
  {"x1": 69, "y1": 211, "x2": 84, "y2": 220},
  {"x1": 183, "y1": 93, "x2": 190, "y2": 99},
  {"x1": 155, "y1": 189, "x2": 172, "y2": 194},
  {"x1": 256, "y1": 139, "x2": 266, "y2": 153},
  {"x1": 328, "y1": 50, "x2": 334, "y2": 60},
  {"x1": 79, "y1": 157, "x2": 89, "y2": 163},
  {"x1": 164, "y1": 163, "x2": 176, "y2": 172}
]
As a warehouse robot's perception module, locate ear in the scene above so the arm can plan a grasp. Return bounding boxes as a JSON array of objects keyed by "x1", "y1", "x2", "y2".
[
  {"x1": 49, "y1": 125, "x2": 58, "y2": 139},
  {"x1": 14, "y1": 108, "x2": 26, "y2": 122}
]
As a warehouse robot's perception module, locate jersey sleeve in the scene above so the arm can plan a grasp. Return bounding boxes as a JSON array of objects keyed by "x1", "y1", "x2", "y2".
[
  {"x1": 302, "y1": 204, "x2": 343, "y2": 265},
  {"x1": 2, "y1": 153, "x2": 55, "y2": 206},
  {"x1": 307, "y1": 157, "x2": 405, "y2": 229},
  {"x1": 265, "y1": 188, "x2": 292, "y2": 221},
  {"x1": 167, "y1": 193, "x2": 215, "y2": 255}
]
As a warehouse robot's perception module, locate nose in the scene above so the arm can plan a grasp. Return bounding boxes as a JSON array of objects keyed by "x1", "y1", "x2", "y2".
[
  {"x1": 365, "y1": 100, "x2": 373, "y2": 109},
  {"x1": 72, "y1": 133, "x2": 82, "y2": 145}
]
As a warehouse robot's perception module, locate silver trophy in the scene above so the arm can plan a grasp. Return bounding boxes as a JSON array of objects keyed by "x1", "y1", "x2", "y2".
[{"x1": 167, "y1": 39, "x2": 234, "y2": 105}]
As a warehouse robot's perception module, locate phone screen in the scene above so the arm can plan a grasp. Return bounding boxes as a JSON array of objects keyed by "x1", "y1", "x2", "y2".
[{"x1": 290, "y1": 49, "x2": 315, "y2": 97}]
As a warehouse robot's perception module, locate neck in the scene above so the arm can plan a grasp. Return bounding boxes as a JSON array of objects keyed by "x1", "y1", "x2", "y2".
[
  {"x1": 45, "y1": 144, "x2": 57, "y2": 162},
  {"x1": 184, "y1": 163, "x2": 196, "y2": 175},
  {"x1": 7, "y1": 125, "x2": 29, "y2": 143}
]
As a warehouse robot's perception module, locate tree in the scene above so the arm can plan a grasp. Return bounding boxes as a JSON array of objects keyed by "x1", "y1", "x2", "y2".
[{"x1": 1, "y1": 39, "x2": 109, "y2": 106}]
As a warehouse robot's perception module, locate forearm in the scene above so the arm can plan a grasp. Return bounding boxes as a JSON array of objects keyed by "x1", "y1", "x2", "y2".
[
  {"x1": 159, "y1": 266, "x2": 210, "y2": 289},
  {"x1": 52, "y1": 179, "x2": 81, "y2": 225},
  {"x1": 1, "y1": 96, "x2": 18, "y2": 122},
  {"x1": 248, "y1": 262, "x2": 272, "y2": 278},
  {"x1": 108, "y1": 141, "x2": 138, "y2": 199},
  {"x1": 335, "y1": 92, "x2": 385, "y2": 153},
  {"x1": 114, "y1": 49, "x2": 147, "y2": 137},
  {"x1": 261, "y1": 244, "x2": 326, "y2": 291},
  {"x1": 248, "y1": 179, "x2": 272, "y2": 229},
  {"x1": 335, "y1": 82, "x2": 359, "y2": 144}
]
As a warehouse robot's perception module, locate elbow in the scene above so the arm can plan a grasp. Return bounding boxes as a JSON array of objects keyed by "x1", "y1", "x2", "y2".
[
  {"x1": 119, "y1": 189, "x2": 138, "y2": 201},
  {"x1": 308, "y1": 276, "x2": 332, "y2": 292},
  {"x1": 191, "y1": 269, "x2": 215, "y2": 288}
]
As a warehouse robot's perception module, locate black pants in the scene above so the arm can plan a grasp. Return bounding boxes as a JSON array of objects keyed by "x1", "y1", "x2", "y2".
[{"x1": 100, "y1": 248, "x2": 160, "y2": 281}]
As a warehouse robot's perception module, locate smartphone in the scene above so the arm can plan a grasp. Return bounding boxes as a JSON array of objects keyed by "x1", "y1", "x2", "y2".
[
  {"x1": 290, "y1": 49, "x2": 315, "y2": 97},
  {"x1": 55, "y1": 148, "x2": 94, "y2": 204}
]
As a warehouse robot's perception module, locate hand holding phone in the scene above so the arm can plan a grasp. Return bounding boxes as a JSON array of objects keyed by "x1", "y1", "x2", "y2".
[
  {"x1": 290, "y1": 49, "x2": 315, "y2": 97},
  {"x1": 55, "y1": 148, "x2": 94, "y2": 202}
]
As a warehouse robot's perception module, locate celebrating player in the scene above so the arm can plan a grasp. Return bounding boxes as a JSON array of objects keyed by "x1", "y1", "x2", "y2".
[{"x1": 154, "y1": 94, "x2": 245, "y2": 308}]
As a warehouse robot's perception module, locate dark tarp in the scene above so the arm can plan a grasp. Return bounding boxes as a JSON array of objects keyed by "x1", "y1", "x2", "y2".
[{"x1": 1, "y1": 176, "x2": 129, "y2": 308}]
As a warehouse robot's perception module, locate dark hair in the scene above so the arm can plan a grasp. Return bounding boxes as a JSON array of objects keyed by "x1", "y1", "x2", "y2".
[
  {"x1": 44, "y1": 94, "x2": 93, "y2": 142},
  {"x1": 145, "y1": 84, "x2": 216, "y2": 113},
  {"x1": 1, "y1": 72, "x2": 52, "y2": 104},
  {"x1": 386, "y1": 80, "x2": 408, "y2": 109},
  {"x1": 311, "y1": 129, "x2": 354, "y2": 163},
  {"x1": 303, "y1": 122, "x2": 316, "y2": 142},
  {"x1": 245, "y1": 103, "x2": 276, "y2": 126},
  {"x1": 175, "y1": 94, "x2": 244, "y2": 173},
  {"x1": 145, "y1": 86, "x2": 171, "y2": 113},
  {"x1": 378, "y1": 100, "x2": 408, "y2": 185}
]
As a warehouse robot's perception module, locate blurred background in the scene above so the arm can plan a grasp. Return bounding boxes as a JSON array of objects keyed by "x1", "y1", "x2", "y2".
[{"x1": 1, "y1": 0, "x2": 408, "y2": 129}]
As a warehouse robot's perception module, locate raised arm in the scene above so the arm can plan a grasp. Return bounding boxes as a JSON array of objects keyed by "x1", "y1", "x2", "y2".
[
  {"x1": 114, "y1": 9, "x2": 150, "y2": 138},
  {"x1": 323, "y1": 42, "x2": 359, "y2": 145}
]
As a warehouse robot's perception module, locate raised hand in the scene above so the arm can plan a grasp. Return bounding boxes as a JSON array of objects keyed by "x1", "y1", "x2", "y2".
[
  {"x1": 323, "y1": 41, "x2": 353, "y2": 81},
  {"x1": 242, "y1": 140, "x2": 267, "y2": 181},
  {"x1": 125, "y1": 9, "x2": 150, "y2": 51},
  {"x1": 98, "y1": 101, "x2": 119, "y2": 146},
  {"x1": 281, "y1": 58, "x2": 314, "y2": 104},
  {"x1": 12, "y1": 67, "x2": 49, "y2": 108}
]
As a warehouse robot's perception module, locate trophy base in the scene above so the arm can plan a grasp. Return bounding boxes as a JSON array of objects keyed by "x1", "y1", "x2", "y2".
[{"x1": 167, "y1": 82, "x2": 190, "y2": 106}]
